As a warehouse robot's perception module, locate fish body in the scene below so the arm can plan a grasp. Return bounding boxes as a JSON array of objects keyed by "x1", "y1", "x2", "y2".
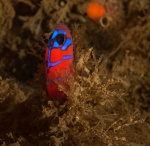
[{"x1": 45, "y1": 24, "x2": 73, "y2": 99}]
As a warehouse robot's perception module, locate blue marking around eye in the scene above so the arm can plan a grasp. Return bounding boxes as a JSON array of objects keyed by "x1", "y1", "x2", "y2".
[
  {"x1": 61, "y1": 38, "x2": 72, "y2": 50},
  {"x1": 47, "y1": 29, "x2": 72, "y2": 70},
  {"x1": 58, "y1": 30, "x2": 66, "y2": 35},
  {"x1": 51, "y1": 30, "x2": 66, "y2": 39},
  {"x1": 51, "y1": 30, "x2": 58, "y2": 39},
  {"x1": 63, "y1": 55, "x2": 73, "y2": 60},
  {"x1": 53, "y1": 41, "x2": 59, "y2": 47}
]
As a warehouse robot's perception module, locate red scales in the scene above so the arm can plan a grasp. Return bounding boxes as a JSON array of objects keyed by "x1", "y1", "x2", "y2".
[{"x1": 45, "y1": 24, "x2": 73, "y2": 100}]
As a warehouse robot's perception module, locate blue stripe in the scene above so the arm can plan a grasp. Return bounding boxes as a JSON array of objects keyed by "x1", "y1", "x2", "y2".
[
  {"x1": 48, "y1": 59, "x2": 62, "y2": 67},
  {"x1": 63, "y1": 55, "x2": 73, "y2": 60}
]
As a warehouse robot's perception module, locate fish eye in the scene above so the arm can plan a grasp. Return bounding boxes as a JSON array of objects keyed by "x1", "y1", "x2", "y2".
[{"x1": 55, "y1": 34, "x2": 64, "y2": 45}]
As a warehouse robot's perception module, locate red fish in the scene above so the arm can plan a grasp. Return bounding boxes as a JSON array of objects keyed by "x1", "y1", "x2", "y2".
[{"x1": 45, "y1": 23, "x2": 73, "y2": 100}]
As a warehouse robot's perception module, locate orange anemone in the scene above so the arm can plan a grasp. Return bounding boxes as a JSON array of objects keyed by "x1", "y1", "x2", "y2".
[{"x1": 86, "y1": 2, "x2": 106, "y2": 20}]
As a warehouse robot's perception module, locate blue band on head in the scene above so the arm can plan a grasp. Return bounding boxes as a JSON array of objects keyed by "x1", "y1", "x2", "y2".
[
  {"x1": 51, "y1": 30, "x2": 66, "y2": 39},
  {"x1": 47, "y1": 29, "x2": 73, "y2": 70},
  {"x1": 61, "y1": 38, "x2": 72, "y2": 50},
  {"x1": 53, "y1": 41, "x2": 59, "y2": 48}
]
